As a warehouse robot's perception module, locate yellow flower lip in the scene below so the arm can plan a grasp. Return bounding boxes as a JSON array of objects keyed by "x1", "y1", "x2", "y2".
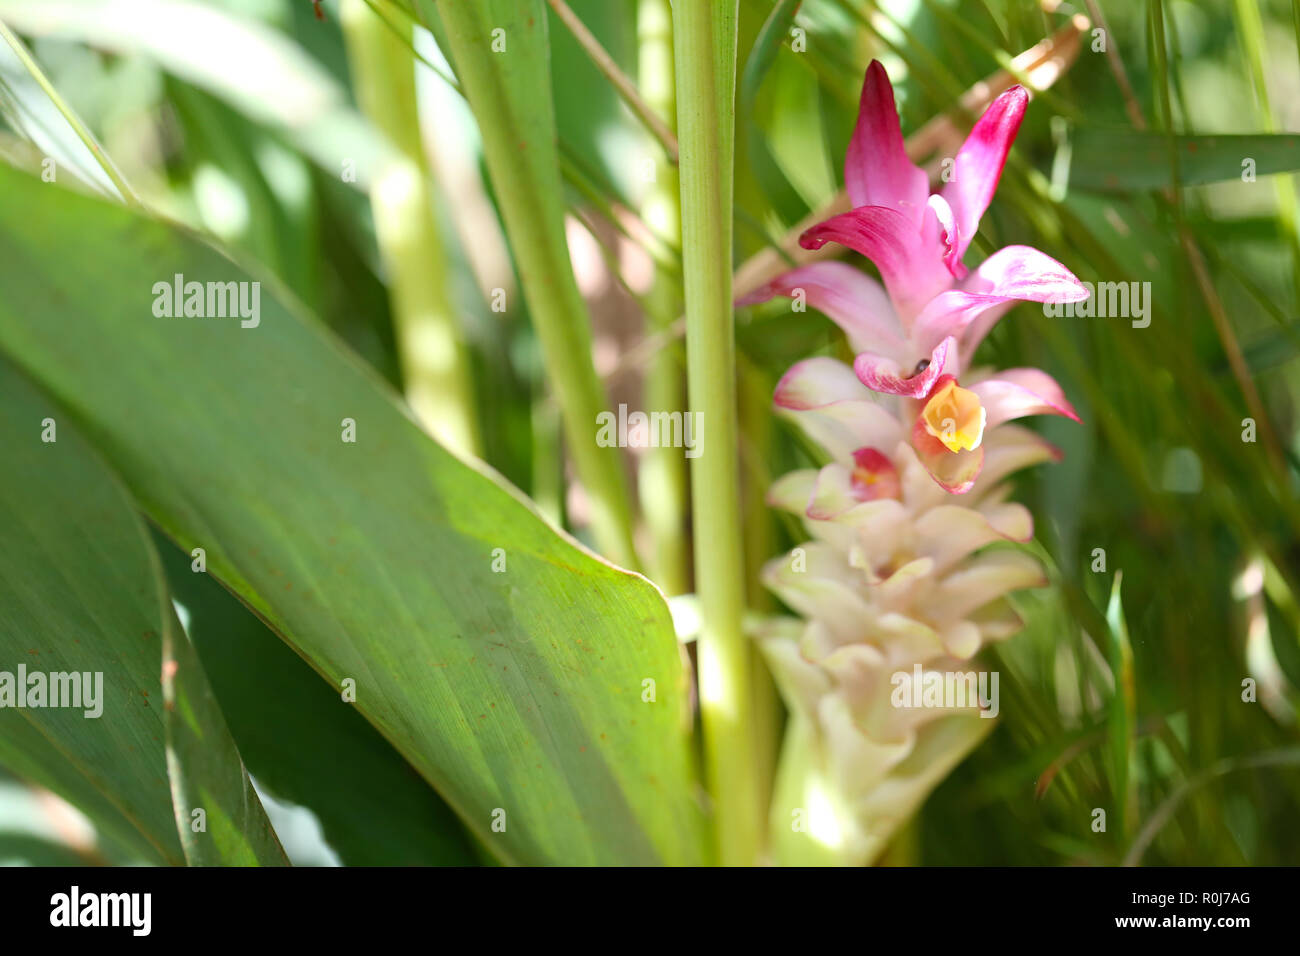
[{"x1": 921, "y1": 378, "x2": 986, "y2": 453}]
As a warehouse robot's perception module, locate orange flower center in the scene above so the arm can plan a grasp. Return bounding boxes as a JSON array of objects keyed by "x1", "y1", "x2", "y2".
[{"x1": 921, "y1": 379, "x2": 986, "y2": 453}]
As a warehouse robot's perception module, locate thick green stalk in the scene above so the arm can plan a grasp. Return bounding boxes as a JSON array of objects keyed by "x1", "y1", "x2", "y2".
[
  {"x1": 637, "y1": 0, "x2": 689, "y2": 596},
  {"x1": 673, "y1": 0, "x2": 760, "y2": 865},
  {"x1": 341, "y1": 0, "x2": 480, "y2": 458},
  {"x1": 431, "y1": 0, "x2": 639, "y2": 570}
]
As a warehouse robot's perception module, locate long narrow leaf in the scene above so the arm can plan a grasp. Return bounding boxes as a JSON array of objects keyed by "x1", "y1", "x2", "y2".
[{"x1": 1067, "y1": 129, "x2": 1300, "y2": 192}]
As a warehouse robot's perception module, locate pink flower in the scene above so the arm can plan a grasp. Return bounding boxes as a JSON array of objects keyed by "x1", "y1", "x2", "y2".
[{"x1": 741, "y1": 61, "x2": 1089, "y2": 492}]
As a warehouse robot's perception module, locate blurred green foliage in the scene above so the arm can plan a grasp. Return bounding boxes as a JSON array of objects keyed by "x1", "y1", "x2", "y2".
[{"x1": 0, "y1": 0, "x2": 1297, "y2": 864}]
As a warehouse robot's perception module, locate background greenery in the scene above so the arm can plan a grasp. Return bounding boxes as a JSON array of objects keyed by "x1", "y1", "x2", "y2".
[{"x1": 0, "y1": 0, "x2": 1297, "y2": 865}]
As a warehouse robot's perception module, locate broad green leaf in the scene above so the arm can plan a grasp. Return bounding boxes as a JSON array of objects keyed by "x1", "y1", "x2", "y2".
[
  {"x1": 0, "y1": 164, "x2": 706, "y2": 866},
  {"x1": 0, "y1": 357, "x2": 182, "y2": 863},
  {"x1": 161, "y1": 601, "x2": 288, "y2": 866},
  {"x1": 158, "y1": 537, "x2": 479, "y2": 866},
  {"x1": 0, "y1": 357, "x2": 285, "y2": 866},
  {"x1": 1066, "y1": 129, "x2": 1300, "y2": 192}
]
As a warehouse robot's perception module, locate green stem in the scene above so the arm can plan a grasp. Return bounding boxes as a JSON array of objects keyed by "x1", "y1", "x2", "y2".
[
  {"x1": 0, "y1": 17, "x2": 140, "y2": 207},
  {"x1": 430, "y1": 0, "x2": 639, "y2": 569},
  {"x1": 673, "y1": 0, "x2": 760, "y2": 865},
  {"x1": 637, "y1": 0, "x2": 689, "y2": 596},
  {"x1": 341, "y1": 0, "x2": 481, "y2": 458}
]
